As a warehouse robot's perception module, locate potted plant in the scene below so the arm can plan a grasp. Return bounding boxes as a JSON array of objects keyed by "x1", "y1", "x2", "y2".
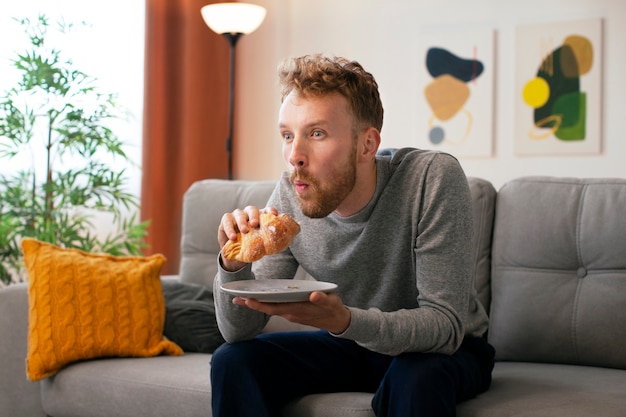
[{"x1": 0, "y1": 15, "x2": 148, "y2": 285}]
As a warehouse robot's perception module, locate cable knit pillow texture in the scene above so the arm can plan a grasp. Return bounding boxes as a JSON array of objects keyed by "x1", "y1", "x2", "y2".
[{"x1": 22, "y1": 238, "x2": 183, "y2": 381}]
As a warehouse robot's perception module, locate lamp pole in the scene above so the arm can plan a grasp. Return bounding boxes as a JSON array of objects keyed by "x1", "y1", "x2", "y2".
[
  {"x1": 200, "y1": 2, "x2": 266, "y2": 180},
  {"x1": 223, "y1": 32, "x2": 242, "y2": 181}
]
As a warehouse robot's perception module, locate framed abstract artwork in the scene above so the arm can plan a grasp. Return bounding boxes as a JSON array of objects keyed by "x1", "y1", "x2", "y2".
[
  {"x1": 514, "y1": 18, "x2": 603, "y2": 155},
  {"x1": 416, "y1": 28, "x2": 495, "y2": 158}
]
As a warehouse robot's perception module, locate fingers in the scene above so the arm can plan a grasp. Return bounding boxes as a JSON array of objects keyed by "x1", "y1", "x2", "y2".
[
  {"x1": 232, "y1": 206, "x2": 279, "y2": 234},
  {"x1": 218, "y1": 213, "x2": 238, "y2": 246},
  {"x1": 217, "y1": 206, "x2": 279, "y2": 271},
  {"x1": 309, "y1": 290, "x2": 326, "y2": 304},
  {"x1": 240, "y1": 298, "x2": 305, "y2": 319},
  {"x1": 232, "y1": 296, "x2": 248, "y2": 306},
  {"x1": 217, "y1": 205, "x2": 281, "y2": 266},
  {"x1": 233, "y1": 205, "x2": 260, "y2": 233},
  {"x1": 262, "y1": 206, "x2": 279, "y2": 216},
  {"x1": 218, "y1": 206, "x2": 269, "y2": 245}
]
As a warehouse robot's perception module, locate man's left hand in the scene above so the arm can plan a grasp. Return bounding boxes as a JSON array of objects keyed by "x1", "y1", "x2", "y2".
[{"x1": 232, "y1": 291, "x2": 351, "y2": 334}]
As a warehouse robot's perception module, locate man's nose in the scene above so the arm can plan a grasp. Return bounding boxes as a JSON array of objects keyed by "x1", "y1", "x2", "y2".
[{"x1": 288, "y1": 137, "x2": 306, "y2": 168}]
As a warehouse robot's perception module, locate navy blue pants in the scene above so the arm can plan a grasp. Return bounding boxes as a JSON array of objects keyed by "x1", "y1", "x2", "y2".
[{"x1": 211, "y1": 330, "x2": 495, "y2": 417}]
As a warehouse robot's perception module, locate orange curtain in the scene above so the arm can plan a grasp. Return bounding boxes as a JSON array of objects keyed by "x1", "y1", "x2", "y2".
[{"x1": 142, "y1": 0, "x2": 231, "y2": 274}]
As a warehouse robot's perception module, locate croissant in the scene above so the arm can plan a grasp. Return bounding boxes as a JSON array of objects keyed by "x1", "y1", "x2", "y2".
[{"x1": 222, "y1": 212, "x2": 301, "y2": 263}]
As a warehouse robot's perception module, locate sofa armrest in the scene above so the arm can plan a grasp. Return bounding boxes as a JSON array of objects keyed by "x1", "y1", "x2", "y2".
[{"x1": 0, "y1": 283, "x2": 46, "y2": 417}]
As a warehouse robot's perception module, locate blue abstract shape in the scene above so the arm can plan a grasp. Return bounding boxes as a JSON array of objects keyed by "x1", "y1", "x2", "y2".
[
  {"x1": 426, "y1": 47, "x2": 484, "y2": 82},
  {"x1": 429, "y1": 126, "x2": 445, "y2": 145}
]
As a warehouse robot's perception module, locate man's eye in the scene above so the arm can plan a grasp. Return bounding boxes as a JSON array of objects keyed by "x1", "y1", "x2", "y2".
[
  {"x1": 312, "y1": 130, "x2": 323, "y2": 138},
  {"x1": 283, "y1": 133, "x2": 293, "y2": 141}
]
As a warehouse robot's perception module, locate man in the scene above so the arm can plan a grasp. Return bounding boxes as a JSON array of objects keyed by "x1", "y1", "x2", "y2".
[{"x1": 212, "y1": 54, "x2": 494, "y2": 417}]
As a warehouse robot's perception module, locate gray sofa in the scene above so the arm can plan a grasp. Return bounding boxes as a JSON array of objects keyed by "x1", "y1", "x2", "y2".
[{"x1": 1, "y1": 175, "x2": 626, "y2": 417}]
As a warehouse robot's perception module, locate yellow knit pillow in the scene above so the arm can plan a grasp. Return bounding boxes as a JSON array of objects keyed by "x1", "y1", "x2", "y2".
[{"x1": 22, "y1": 238, "x2": 183, "y2": 381}]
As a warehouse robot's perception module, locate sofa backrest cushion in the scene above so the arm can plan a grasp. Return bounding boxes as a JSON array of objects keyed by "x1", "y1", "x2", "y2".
[
  {"x1": 467, "y1": 177, "x2": 497, "y2": 314},
  {"x1": 179, "y1": 179, "x2": 276, "y2": 286},
  {"x1": 488, "y1": 177, "x2": 626, "y2": 369}
]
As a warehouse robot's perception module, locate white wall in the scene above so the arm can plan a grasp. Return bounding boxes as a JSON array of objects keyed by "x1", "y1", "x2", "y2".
[{"x1": 237, "y1": 0, "x2": 626, "y2": 188}]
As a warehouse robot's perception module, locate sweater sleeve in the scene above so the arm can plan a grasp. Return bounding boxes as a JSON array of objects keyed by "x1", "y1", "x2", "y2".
[
  {"x1": 213, "y1": 260, "x2": 269, "y2": 343},
  {"x1": 335, "y1": 153, "x2": 474, "y2": 355},
  {"x1": 213, "y1": 182, "x2": 302, "y2": 343}
]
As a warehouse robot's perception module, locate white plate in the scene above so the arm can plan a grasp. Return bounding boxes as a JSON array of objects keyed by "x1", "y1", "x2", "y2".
[{"x1": 220, "y1": 279, "x2": 338, "y2": 303}]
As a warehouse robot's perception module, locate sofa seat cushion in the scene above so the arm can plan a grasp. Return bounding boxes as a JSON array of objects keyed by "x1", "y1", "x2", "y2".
[
  {"x1": 276, "y1": 361, "x2": 626, "y2": 417},
  {"x1": 41, "y1": 354, "x2": 211, "y2": 417},
  {"x1": 39, "y1": 352, "x2": 626, "y2": 417},
  {"x1": 283, "y1": 392, "x2": 375, "y2": 417},
  {"x1": 457, "y1": 362, "x2": 626, "y2": 417}
]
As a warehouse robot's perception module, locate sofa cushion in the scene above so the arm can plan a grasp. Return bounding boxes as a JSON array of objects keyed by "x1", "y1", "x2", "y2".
[
  {"x1": 281, "y1": 361, "x2": 626, "y2": 417},
  {"x1": 283, "y1": 392, "x2": 376, "y2": 417},
  {"x1": 44, "y1": 359, "x2": 626, "y2": 417},
  {"x1": 0, "y1": 283, "x2": 47, "y2": 417},
  {"x1": 162, "y1": 279, "x2": 225, "y2": 353},
  {"x1": 457, "y1": 362, "x2": 626, "y2": 417},
  {"x1": 467, "y1": 177, "x2": 496, "y2": 313},
  {"x1": 22, "y1": 239, "x2": 183, "y2": 381},
  {"x1": 179, "y1": 179, "x2": 277, "y2": 287},
  {"x1": 41, "y1": 354, "x2": 211, "y2": 417},
  {"x1": 489, "y1": 177, "x2": 626, "y2": 368}
]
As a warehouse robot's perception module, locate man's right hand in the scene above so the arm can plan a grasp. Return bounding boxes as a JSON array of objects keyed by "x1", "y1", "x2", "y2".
[{"x1": 217, "y1": 205, "x2": 278, "y2": 271}]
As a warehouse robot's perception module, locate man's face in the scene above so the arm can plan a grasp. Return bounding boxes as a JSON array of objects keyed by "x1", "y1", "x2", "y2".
[{"x1": 279, "y1": 92, "x2": 357, "y2": 218}]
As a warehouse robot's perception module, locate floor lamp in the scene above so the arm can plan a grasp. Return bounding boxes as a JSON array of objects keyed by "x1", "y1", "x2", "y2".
[{"x1": 201, "y1": 2, "x2": 267, "y2": 180}]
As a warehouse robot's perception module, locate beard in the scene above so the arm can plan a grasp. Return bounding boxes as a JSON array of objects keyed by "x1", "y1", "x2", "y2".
[{"x1": 290, "y1": 150, "x2": 357, "y2": 218}]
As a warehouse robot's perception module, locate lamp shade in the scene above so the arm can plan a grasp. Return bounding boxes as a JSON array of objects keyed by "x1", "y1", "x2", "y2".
[{"x1": 201, "y1": 3, "x2": 266, "y2": 35}]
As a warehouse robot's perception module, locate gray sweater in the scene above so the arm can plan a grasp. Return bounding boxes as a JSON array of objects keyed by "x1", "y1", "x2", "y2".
[{"x1": 214, "y1": 148, "x2": 489, "y2": 356}]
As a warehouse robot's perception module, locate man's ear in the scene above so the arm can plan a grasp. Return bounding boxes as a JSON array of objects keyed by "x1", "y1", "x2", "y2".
[{"x1": 358, "y1": 127, "x2": 381, "y2": 162}]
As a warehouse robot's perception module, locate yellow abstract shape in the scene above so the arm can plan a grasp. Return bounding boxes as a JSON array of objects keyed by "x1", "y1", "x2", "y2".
[
  {"x1": 523, "y1": 77, "x2": 550, "y2": 108},
  {"x1": 562, "y1": 35, "x2": 593, "y2": 77},
  {"x1": 528, "y1": 114, "x2": 562, "y2": 140},
  {"x1": 424, "y1": 74, "x2": 469, "y2": 121}
]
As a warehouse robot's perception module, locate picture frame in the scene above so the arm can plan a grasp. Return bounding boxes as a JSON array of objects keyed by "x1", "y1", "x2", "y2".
[
  {"x1": 514, "y1": 18, "x2": 603, "y2": 155},
  {"x1": 416, "y1": 28, "x2": 495, "y2": 158}
]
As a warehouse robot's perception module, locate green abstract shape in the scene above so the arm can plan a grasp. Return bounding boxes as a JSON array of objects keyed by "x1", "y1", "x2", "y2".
[{"x1": 554, "y1": 92, "x2": 586, "y2": 141}]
